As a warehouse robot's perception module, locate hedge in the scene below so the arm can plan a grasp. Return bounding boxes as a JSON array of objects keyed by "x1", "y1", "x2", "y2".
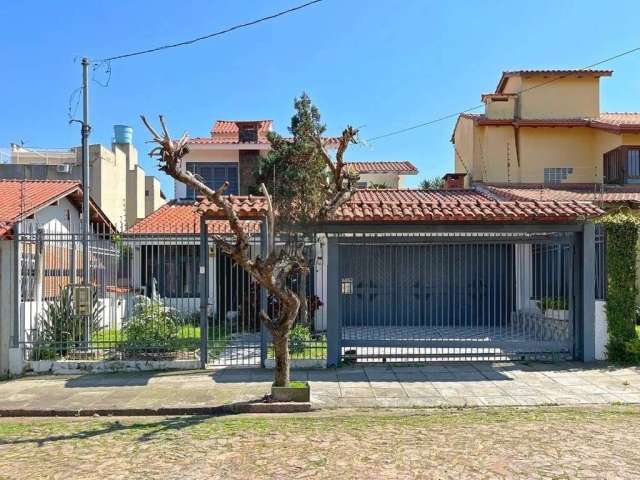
[{"x1": 600, "y1": 211, "x2": 640, "y2": 363}]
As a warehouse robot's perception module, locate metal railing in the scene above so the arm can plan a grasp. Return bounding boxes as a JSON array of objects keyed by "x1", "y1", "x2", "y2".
[
  {"x1": 14, "y1": 225, "x2": 601, "y2": 366},
  {"x1": 15, "y1": 222, "x2": 327, "y2": 366}
]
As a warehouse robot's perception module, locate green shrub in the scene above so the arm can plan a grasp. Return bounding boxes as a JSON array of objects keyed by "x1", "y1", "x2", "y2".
[
  {"x1": 539, "y1": 297, "x2": 568, "y2": 311},
  {"x1": 288, "y1": 323, "x2": 312, "y2": 355},
  {"x1": 121, "y1": 298, "x2": 179, "y2": 352},
  {"x1": 32, "y1": 286, "x2": 103, "y2": 360},
  {"x1": 600, "y1": 212, "x2": 640, "y2": 363}
]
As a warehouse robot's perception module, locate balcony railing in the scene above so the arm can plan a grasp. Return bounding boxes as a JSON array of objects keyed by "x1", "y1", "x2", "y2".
[{"x1": 603, "y1": 146, "x2": 640, "y2": 185}]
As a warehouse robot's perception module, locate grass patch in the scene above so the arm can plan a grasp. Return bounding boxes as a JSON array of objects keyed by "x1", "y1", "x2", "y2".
[
  {"x1": 91, "y1": 325, "x2": 229, "y2": 353},
  {"x1": 267, "y1": 340, "x2": 327, "y2": 360},
  {"x1": 0, "y1": 406, "x2": 638, "y2": 441},
  {"x1": 288, "y1": 380, "x2": 309, "y2": 388}
]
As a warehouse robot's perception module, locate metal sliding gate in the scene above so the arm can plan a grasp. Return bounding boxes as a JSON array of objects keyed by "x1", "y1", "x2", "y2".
[{"x1": 337, "y1": 232, "x2": 576, "y2": 362}]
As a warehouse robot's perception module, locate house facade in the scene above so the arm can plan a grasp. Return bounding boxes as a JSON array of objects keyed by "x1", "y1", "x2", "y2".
[
  {"x1": 3, "y1": 125, "x2": 166, "y2": 229},
  {"x1": 0, "y1": 180, "x2": 114, "y2": 374},
  {"x1": 451, "y1": 69, "x2": 640, "y2": 187},
  {"x1": 174, "y1": 119, "x2": 418, "y2": 198}
]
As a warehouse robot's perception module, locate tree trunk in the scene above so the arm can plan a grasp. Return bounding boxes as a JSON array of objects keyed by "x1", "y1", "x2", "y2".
[
  {"x1": 299, "y1": 273, "x2": 308, "y2": 326},
  {"x1": 272, "y1": 330, "x2": 290, "y2": 387},
  {"x1": 271, "y1": 295, "x2": 301, "y2": 387}
]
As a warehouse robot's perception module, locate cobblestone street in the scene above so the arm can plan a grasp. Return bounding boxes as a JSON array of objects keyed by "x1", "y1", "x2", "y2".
[{"x1": 1, "y1": 406, "x2": 639, "y2": 479}]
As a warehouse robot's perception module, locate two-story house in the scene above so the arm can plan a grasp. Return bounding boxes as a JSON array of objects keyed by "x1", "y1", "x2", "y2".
[
  {"x1": 174, "y1": 119, "x2": 418, "y2": 198},
  {"x1": 451, "y1": 69, "x2": 640, "y2": 200}
]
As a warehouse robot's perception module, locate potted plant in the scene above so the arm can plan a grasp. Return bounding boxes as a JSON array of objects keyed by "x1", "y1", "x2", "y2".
[
  {"x1": 539, "y1": 297, "x2": 569, "y2": 320},
  {"x1": 271, "y1": 380, "x2": 311, "y2": 402}
]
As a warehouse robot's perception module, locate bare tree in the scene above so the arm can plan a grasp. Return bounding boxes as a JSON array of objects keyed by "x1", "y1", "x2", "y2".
[{"x1": 141, "y1": 105, "x2": 357, "y2": 386}]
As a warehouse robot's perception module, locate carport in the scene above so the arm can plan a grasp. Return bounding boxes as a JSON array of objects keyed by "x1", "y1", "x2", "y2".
[{"x1": 323, "y1": 189, "x2": 603, "y2": 365}]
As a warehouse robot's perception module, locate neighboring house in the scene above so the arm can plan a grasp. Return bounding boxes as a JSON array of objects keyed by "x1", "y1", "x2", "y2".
[
  {"x1": 0, "y1": 180, "x2": 114, "y2": 374},
  {"x1": 347, "y1": 161, "x2": 417, "y2": 188},
  {"x1": 451, "y1": 69, "x2": 640, "y2": 188},
  {"x1": 174, "y1": 119, "x2": 419, "y2": 199},
  {"x1": 2, "y1": 125, "x2": 166, "y2": 229}
]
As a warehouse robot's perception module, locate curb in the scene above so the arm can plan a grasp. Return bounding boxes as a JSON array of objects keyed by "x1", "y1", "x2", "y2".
[{"x1": 0, "y1": 402, "x2": 313, "y2": 417}]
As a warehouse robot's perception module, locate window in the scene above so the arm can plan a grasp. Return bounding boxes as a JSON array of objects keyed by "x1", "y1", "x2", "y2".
[
  {"x1": 145, "y1": 190, "x2": 149, "y2": 197},
  {"x1": 141, "y1": 245, "x2": 200, "y2": 298},
  {"x1": 543, "y1": 167, "x2": 573, "y2": 184},
  {"x1": 238, "y1": 125, "x2": 258, "y2": 143},
  {"x1": 627, "y1": 149, "x2": 640, "y2": 178},
  {"x1": 185, "y1": 162, "x2": 238, "y2": 198},
  {"x1": 357, "y1": 181, "x2": 368, "y2": 189}
]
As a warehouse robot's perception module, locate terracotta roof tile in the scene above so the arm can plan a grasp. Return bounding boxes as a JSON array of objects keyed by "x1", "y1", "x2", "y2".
[
  {"x1": 334, "y1": 189, "x2": 602, "y2": 223},
  {"x1": 483, "y1": 183, "x2": 640, "y2": 205},
  {"x1": 131, "y1": 189, "x2": 602, "y2": 234},
  {"x1": 502, "y1": 69, "x2": 613, "y2": 76},
  {"x1": 126, "y1": 201, "x2": 261, "y2": 234},
  {"x1": 0, "y1": 180, "x2": 113, "y2": 237},
  {"x1": 457, "y1": 112, "x2": 640, "y2": 133},
  {"x1": 346, "y1": 161, "x2": 418, "y2": 174}
]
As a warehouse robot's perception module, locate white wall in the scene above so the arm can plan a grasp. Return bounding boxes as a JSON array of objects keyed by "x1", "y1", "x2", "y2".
[
  {"x1": 0, "y1": 241, "x2": 15, "y2": 374},
  {"x1": 358, "y1": 173, "x2": 401, "y2": 188},
  {"x1": 21, "y1": 197, "x2": 82, "y2": 234},
  {"x1": 314, "y1": 236, "x2": 328, "y2": 332},
  {"x1": 595, "y1": 300, "x2": 608, "y2": 361}
]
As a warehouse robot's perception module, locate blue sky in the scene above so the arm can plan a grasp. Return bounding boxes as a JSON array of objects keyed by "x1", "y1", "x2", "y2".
[{"x1": 2, "y1": 0, "x2": 640, "y2": 197}]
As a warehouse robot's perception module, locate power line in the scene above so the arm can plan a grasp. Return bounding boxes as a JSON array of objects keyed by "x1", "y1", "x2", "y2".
[
  {"x1": 94, "y1": 0, "x2": 324, "y2": 63},
  {"x1": 367, "y1": 45, "x2": 640, "y2": 143}
]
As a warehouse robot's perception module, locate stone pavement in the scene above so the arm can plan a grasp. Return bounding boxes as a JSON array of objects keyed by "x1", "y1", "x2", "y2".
[{"x1": 1, "y1": 361, "x2": 640, "y2": 414}]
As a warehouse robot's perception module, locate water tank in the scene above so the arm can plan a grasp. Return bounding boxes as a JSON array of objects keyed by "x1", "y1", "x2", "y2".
[{"x1": 113, "y1": 125, "x2": 133, "y2": 144}]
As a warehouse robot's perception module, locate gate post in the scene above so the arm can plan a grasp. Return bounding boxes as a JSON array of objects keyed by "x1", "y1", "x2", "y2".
[
  {"x1": 199, "y1": 216, "x2": 209, "y2": 368},
  {"x1": 580, "y1": 222, "x2": 596, "y2": 362},
  {"x1": 260, "y1": 220, "x2": 269, "y2": 368},
  {"x1": 326, "y1": 237, "x2": 341, "y2": 367}
]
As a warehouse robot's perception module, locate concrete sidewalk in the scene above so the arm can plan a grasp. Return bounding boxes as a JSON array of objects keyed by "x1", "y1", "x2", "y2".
[{"x1": 1, "y1": 361, "x2": 640, "y2": 414}]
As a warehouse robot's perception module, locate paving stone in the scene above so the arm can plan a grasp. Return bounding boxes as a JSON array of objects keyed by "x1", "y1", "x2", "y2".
[
  {"x1": 402, "y1": 385, "x2": 440, "y2": 398},
  {"x1": 478, "y1": 396, "x2": 519, "y2": 406},
  {"x1": 372, "y1": 387, "x2": 407, "y2": 399},
  {"x1": 4, "y1": 362, "x2": 640, "y2": 413},
  {"x1": 339, "y1": 387, "x2": 375, "y2": 398}
]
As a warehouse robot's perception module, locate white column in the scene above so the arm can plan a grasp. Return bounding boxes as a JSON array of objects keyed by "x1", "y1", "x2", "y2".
[
  {"x1": 314, "y1": 235, "x2": 328, "y2": 331},
  {"x1": 515, "y1": 244, "x2": 534, "y2": 311}
]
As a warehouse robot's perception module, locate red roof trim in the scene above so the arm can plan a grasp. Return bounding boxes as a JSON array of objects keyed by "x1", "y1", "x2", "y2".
[
  {"x1": 346, "y1": 161, "x2": 418, "y2": 174},
  {"x1": 496, "y1": 69, "x2": 612, "y2": 93},
  {"x1": 456, "y1": 113, "x2": 640, "y2": 133}
]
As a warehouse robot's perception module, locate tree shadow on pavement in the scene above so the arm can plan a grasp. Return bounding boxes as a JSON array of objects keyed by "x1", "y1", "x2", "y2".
[{"x1": 0, "y1": 414, "x2": 228, "y2": 446}]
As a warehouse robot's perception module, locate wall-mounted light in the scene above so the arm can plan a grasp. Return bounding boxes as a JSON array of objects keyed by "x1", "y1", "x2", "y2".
[{"x1": 341, "y1": 278, "x2": 353, "y2": 295}]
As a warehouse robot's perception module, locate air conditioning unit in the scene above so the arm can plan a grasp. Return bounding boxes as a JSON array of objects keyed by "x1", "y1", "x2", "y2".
[{"x1": 56, "y1": 164, "x2": 71, "y2": 174}]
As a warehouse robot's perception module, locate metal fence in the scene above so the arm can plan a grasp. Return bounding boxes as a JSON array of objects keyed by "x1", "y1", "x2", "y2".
[
  {"x1": 14, "y1": 222, "x2": 327, "y2": 367},
  {"x1": 14, "y1": 223, "x2": 604, "y2": 367},
  {"x1": 333, "y1": 231, "x2": 579, "y2": 362}
]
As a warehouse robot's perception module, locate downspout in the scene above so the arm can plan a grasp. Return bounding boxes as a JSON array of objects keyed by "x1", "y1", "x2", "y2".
[{"x1": 513, "y1": 94, "x2": 522, "y2": 181}]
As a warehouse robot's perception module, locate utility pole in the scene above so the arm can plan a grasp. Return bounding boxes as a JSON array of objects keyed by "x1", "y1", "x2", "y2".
[{"x1": 81, "y1": 57, "x2": 90, "y2": 287}]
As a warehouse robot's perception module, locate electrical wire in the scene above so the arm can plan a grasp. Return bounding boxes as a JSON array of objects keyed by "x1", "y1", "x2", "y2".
[
  {"x1": 94, "y1": 0, "x2": 324, "y2": 63},
  {"x1": 367, "y1": 45, "x2": 640, "y2": 143}
]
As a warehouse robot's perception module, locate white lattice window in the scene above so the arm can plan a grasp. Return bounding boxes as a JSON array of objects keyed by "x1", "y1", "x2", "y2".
[{"x1": 543, "y1": 167, "x2": 573, "y2": 184}]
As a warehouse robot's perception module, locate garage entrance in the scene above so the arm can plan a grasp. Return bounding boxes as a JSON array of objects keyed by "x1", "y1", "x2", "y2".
[{"x1": 333, "y1": 232, "x2": 577, "y2": 363}]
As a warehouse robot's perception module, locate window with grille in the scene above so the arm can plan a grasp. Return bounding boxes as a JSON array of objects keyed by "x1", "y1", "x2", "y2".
[
  {"x1": 185, "y1": 162, "x2": 238, "y2": 198},
  {"x1": 543, "y1": 167, "x2": 573, "y2": 184},
  {"x1": 627, "y1": 149, "x2": 640, "y2": 178}
]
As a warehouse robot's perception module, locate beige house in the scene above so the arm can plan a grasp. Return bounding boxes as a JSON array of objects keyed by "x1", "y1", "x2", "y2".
[
  {"x1": 4, "y1": 126, "x2": 166, "y2": 229},
  {"x1": 174, "y1": 119, "x2": 419, "y2": 199},
  {"x1": 451, "y1": 69, "x2": 640, "y2": 187}
]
